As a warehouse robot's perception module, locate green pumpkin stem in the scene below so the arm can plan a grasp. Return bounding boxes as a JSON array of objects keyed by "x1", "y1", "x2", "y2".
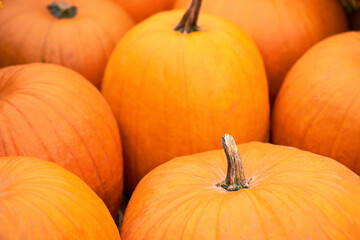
[
  {"x1": 47, "y1": 1, "x2": 77, "y2": 19},
  {"x1": 219, "y1": 134, "x2": 250, "y2": 191},
  {"x1": 174, "y1": 0, "x2": 202, "y2": 33}
]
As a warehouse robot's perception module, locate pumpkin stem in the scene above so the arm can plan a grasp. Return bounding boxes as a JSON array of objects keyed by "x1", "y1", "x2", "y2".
[
  {"x1": 219, "y1": 134, "x2": 250, "y2": 191},
  {"x1": 174, "y1": 0, "x2": 202, "y2": 33},
  {"x1": 47, "y1": 1, "x2": 77, "y2": 19}
]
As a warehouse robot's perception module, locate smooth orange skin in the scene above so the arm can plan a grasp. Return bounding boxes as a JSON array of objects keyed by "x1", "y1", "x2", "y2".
[
  {"x1": 272, "y1": 32, "x2": 360, "y2": 175},
  {"x1": 0, "y1": 63, "x2": 123, "y2": 217},
  {"x1": 114, "y1": 0, "x2": 175, "y2": 22},
  {"x1": 174, "y1": 0, "x2": 348, "y2": 101},
  {"x1": 102, "y1": 11, "x2": 270, "y2": 193},
  {"x1": 122, "y1": 142, "x2": 360, "y2": 239},
  {"x1": 0, "y1": 0, "x2": 134, "y2": 88},
  {"x1": 0, "y1": 157, "x2": 120, "y2": 240}
]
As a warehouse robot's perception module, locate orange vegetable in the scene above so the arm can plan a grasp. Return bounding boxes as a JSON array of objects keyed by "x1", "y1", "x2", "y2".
[
  {"x1": 0, "y1": 63, "x2": 123, "y2": 217},
  {"x1": 0, "y1": 156, "x2": 120, "y2": 239},
  {"x1": 115, "y1": 0, "x2": 175, "y2": 22},
  {"x1": 273, "y1": 32, "x2": 360, "y2": 175},
  {"x1": 174, "y1": 0, "x2": 348, "y2": 102},
  {"x1": 102, "y1": 0, "x2": 269, "y2": 193},
  {"x1": 122, "y1": 135, "x2": 360, "y2": 239},
  {"x1": 0, "y1": 0, "x2": 134, "y2": 88}
]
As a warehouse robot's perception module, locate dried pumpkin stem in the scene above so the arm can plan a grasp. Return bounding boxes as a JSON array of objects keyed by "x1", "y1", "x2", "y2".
[
  {"x1": 174, "y1": 0, "x2": 202, "y2": 33},
  {"x1": 47, "y1": 1, "x2": 77, "y2": 19},
  {"x1": 219, "y1": 134, "x2": 250, "y2": 191}
]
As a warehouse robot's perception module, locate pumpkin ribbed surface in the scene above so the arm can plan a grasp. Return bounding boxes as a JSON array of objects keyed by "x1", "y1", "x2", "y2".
[
  {"x1": 174, "y1": 0, "x2": 348, "y2": 101},
  {"x1": 102, "y1": 10, "x2": 269, "y2": 193},
  {"x1": 122, "y1": 142, "x2": 360, "y2": 239},
  {"x1": 0, "y1": 0, "x2": 134, "y2": 87},
  {"x1": 0, "y1": 157, "x2": 120, "y2": 239},
  {"x1": 0, "y1": 63, "x2": 123, "y2": 217},
  {"x1": 272, "y1": 32, "x2": 360, "y2": 175}
]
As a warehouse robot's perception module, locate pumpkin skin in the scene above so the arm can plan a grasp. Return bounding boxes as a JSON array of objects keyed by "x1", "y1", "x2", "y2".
[
  {"x1": 114, "y1": 0, "x2": 175, "y2": 22},
  {"x1": 272, "y1": 32, "x2": 360, "y2": 175},
  {"x1": 0, "y1": 63, "x2": 123, "y2": 217},
  {"x1": 0, "y1": 0, "x2": 134, "y2": 88},
  {"x1": 0, "y1": 156, "x2": 120, "y2": 240},
  {"x1": 102, "y1": 10, "x2": 269, "y2": 193},
  {"x1": 122, "y1": 142, "x2": 360, "y2": 239},
  {"x1": 174, "y1": 0, "x2": 348, "y2": 101}
]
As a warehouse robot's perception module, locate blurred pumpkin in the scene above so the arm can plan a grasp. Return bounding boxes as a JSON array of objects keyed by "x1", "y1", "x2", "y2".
[
  {"x1": 0, "y1": 0, "x2": 134, "y2": 88},
  {"x1": 0, "y1": 63, "x2": 123, "y2": 217},
  {"x1": 114, "y1": 0, "x2": 175, "y2": 22},
  {"x1": 272, "y1": 32, "x2": 360, "y2": 175},
  {"x1": 122, "y1": 135, "x2": 360, "y2": 239},
  {"x1": 174, "y1": 0, "x2": 348, "y2": 102},
  {"x1": 102, "y1": 0, "x2": 269, "y2": 193},
  {"x1": 0, "y1": 156, "x2": 120, "y2": 239}
]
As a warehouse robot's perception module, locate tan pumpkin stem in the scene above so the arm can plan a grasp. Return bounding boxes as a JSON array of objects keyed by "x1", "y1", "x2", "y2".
[
  {"x1": 174, "y1": 0, "x2": 202, "y2": 33},
  {"x1": 219, "y1": 134, "x2": 250, "y2": 191},
  {"x1": 47, "y1": 1, "x2": 77, "y2": 19}
]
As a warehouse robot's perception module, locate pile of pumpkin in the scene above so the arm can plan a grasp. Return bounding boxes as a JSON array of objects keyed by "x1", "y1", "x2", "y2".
[{"x1": 0, "y1": 0, "x2": 359, "y2": 239}]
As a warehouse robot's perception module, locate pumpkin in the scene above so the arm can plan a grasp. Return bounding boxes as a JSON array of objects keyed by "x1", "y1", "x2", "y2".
[
  {"x1": 115, "y1": 0, "x2": 175, "y2": 22},
  {"x1": 0, "y1": 63, "x2": 123, "y2": 217},
  {"x1": 0, "y1": 156, "x2": 120, "y2": 239},
  {"x1": 102, "y1": 0, "x2": 270, "y2": 193},
  {"x1": 272, "y1": 32, "x2": 360, "y2": 175},
  {"x1": 174, "y1": 0, "x2": 348, "y2": 102},
  {"x1": 0, "y1": 0, "x2": 134, "y2": 88},
  {"x1": 121, "y1": 135, "x2": 360, "y2": 239}
]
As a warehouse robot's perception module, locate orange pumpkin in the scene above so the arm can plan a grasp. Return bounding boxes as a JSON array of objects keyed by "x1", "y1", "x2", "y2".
[
  {"x1": 0, "y1": 156, "x2": 120, "y2": 239},
  {"x1": 0, "y1": 0, "x2": 134, "y2": 88},
  {"x1": 114, "y1": 0, "x2": 175, "y2": 22},
  {"x1": 174, "y1": 0, "x2": 348, "y2": 102},
  {"x1": 272, "y1": 32, "x2": 360, "y2": 175},
  {"x1": 0, "y1": 63, "x2": 123, "y2": 217},
  {"x1": 102, "y1": 0, "x2": 270, "y2": 193},
  {"x1": 122, "y1": 135, "x2": 360, "y2": 239}
]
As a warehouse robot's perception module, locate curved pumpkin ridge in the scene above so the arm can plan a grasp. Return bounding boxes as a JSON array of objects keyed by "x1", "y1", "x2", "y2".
[
  {"x1": 33, "y1": 67, "x2": 121, "y2": 146},
  {"x1": 56, "y1": 81, "x2": 123, "y2": 170},
  {"x1": 30, "y1": 75, "x2": 121, "y2": 210},
  {"x1": 0, "y1": 63, "x2": 123, "y2": 216},
  {"x1": 0, "y1": 68, "x2": 106, "y2": 194},
  {"x1": 275, "y1": 78, "x2": 332, "y2": 148},
  {"x1": 0, "y1": 98, "x2": 53, "y2": 159},
  {"x1": 0, "y1": 0, "x2": 134, "y2": 88},
  {"x1": 30, "y1": 92, "x2": 107, "y2": 196},
  {"x1": 173, "y1": 0, "x2": 348, "y2": 101},
  {"x1": 273, "y1": 32, "x2": 360, "y2": 174},
  {"x1": 327, "y1": 86, "x2": 360, "y2": 169},
  {"x1": 0, "y1": 157, "x2": 120, "y2": 239},
  {"x1": 124, "y1": 32, "x2": 176, "y2": 187},
  {"x1": 42, "y1": 65, "x2": 123, "y2": 168},
  {"x1": 103, "y1": 10, "x2": 269, "y2": 192},
  {"x1": 6, "y1": 87, "x2": 104, "y2": 195},
  {"x1": 122, "y1": 142, "x2": 360, "y2": 239}
]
